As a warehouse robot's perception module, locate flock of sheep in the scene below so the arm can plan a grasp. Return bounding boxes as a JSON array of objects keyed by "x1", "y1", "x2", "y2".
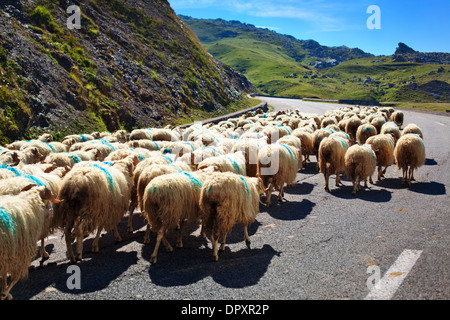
[{"x1": 0, "y1": 104, "x2": 426, "y2": 300}]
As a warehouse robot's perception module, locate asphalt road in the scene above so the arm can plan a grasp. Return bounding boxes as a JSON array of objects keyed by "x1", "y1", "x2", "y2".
[{"x1": 11, "y1": 96, "x2": 450, "y2": 303}]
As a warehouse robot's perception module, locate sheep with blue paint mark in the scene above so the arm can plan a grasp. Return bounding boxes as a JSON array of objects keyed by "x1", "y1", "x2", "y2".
[
  {"x1": 199, "y1": 171, "x2": 265, "y2": 261},
  {"x1": 52, "y1": 155, "x2": 138, "y2": 263},
  {"x1": 258, "y1": 143, "x2": 299, "y2": 206},
  {"x1": 197, "y1": 151, "x2": 247, "y2": 176},
  {"x1": 344, "y1": 144, "x2": 377, "y2": 195},
  {"x1": 356, "y1": 123, "x2": 377, "y2": 145},
  {"x1": 366, "y1": 134, "x2": 395, "y2": 182},
  {"x1": 0, "y1": 185, "x2": 61, "y2": 300},
  {"x1": 394, "y1": 133, "x2": 426, "y2": 186},
  {"x1": 318, "y1": 135, "x2": 350, "y2": 191},
  {"x1": 142, "y1": 170, "x2": 209, "y2": 264}
]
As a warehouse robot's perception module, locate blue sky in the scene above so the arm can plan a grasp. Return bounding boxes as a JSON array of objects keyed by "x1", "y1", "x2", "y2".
[{"x1": 168, "y1": 0, "x2": 450, "y2": 56}]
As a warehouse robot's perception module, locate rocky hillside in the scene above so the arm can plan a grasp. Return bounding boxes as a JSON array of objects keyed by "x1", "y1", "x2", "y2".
[{"x1": 0, "y1": 0, "x2": 255, "y2": 144}]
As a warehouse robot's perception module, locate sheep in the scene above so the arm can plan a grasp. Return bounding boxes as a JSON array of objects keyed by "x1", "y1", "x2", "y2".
[
  {"x1": 38, "y1": 133, "x2": 53, "y2": 143},
  {"x1": 356, "y1": 123, "x2": 377, "y2": 145},
  {"x1": 291, "y1": 129, "x2": 314, "y2": 167},
  {"x1": 344, "y1": 144, "x2": 377, "y2": 195},
  {"x1": 17, "y1": 147, "x2": 43, "y2": 165},
  {"x1": 44, "y1": 152, "x2": 83, "y2": 168},
  {"x1": 62, "y1": 134, "x2": 94, "y2": 144},
  {"x1": 366, "y1": 134, "x2": 395, "y2": 182},
  {"x1": 277, "y1": 135, "x2": 303, "y2": 169},
  {"x1": 393, "y1": 134, "x2": 426, "y2": 186},
  {"x1": 345, "y1": 116, "x2": 362, "y2": 144},
  {"x1": 136, "y1": 163, "x2": 192, "y2": 243},
  {"x1": 199, "y1": 172, "x2": 264, "y2": 261},
  {"x1": 258, "y1": 143, "x2": 299, "y2": 206},
  {"x1": 401, "y1": 123, "x2": 423, "y2": 139},
  {"x1": 318, "y1": 135, "x2": 350, "y2": 191},
  {"x1": 370, "y1": 116, "x2": 386, "y2": 133},
  {"x1": 380, "y1": 122, "x2": 401, "y2": 143},
  {"x1": 390, "y1": 111, "x2": 404, "y2": 129},
  {"x1": 0, "y1": 150, "x2": 20, "y2": 166},
  {"x1": 231, "y1": 139, "x2": 263, "y2": 177},
  {"x1": 52, "y1": 155, "x2": 138, "y2": 263},
  {"x1": 125, "y1": 154, "x2": 176, "y2": 232},
  {"x1": 0, "y1": 185, "x2": 61, "y2": 300},
  {"x1": 197, "y1": 151, "x2": 247, "y2": 176},
  {"x1": 142, "y1": 170, "x2": 208, "y2": 264}
]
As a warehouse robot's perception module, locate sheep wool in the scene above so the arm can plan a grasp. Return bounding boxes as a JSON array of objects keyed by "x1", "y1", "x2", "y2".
[
  {"x1": 199, "y1": 172, "x2": 261, "y2": 261},
  {"x1": 318, "y1": 135, "x2": 350, "y2": 191},
  {"x1": 394, "y1": 134, "x2": 426, "y2": 186},
  {"x1": 142, "y1": 171, "x2": 208, "y2": 264},
  {"x1": 53, "y1": 157, "x2": 135, "y2": 263},
  {"x1": 366, "y1": 134, "x2": 395, "y2": 181},
  {"x1": 0, "y1": 188, "x2": 51, "y2": 300},
  {"x1": 344, "y1": 144, "x2": 377, "y2": 195}
]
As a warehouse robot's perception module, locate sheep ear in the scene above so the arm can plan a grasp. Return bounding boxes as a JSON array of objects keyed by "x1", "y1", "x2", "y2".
[
  {"x1": 44, "y1": 165, "x2": 58, "y2": 173},
  {"x1": 21, "y1": 184, "x2": 39, "y2": 192},
  {"x1": 39, "y1": 187, "x2": 63, "y2": 204}
]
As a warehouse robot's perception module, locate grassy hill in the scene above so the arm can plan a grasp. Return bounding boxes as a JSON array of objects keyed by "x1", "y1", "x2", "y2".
[{"x1": 182, "y1": 16, "x2": 450, "y2": 109}]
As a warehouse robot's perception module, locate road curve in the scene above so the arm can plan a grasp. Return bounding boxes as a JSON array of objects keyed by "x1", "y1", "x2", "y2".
[{"x1": 11, "y1": 97, "x2": 450, "y2": 302}]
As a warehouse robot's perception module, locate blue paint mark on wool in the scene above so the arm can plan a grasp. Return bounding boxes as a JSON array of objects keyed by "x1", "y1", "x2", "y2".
[
  {"x1": 43, "y1": 142, "x2": 56, "y2": 152},
  {"x1": 93, "y1": 164, "x2": 115, "y2": 190},
  {"x1": 0, "y1": 207, "x2": 15, "y2": 234},
  {"x1": 239, "y1": 176, "x2": 250, "y2": 195},
  {"x1": 183, "y1": 172, "x2": 203, "y2": 188},
  {"x1": 100, "y1": 139, "x2": 116, "y2": 151},
  {"x1": 79, "y1": 134, "x2": 87, "y2": 142},
  {"x1": 280, "y1": 144, "x2": 295, "y2": 160},
  {"x1": 363, "y1": 145, "x2": 376, "y2": 158},
  {"x1": 226, "y1": 157, "x2": 241, "y2": 174},
  {"x1": 2, "y1": 166, "x2": 45, "y2": 186}
]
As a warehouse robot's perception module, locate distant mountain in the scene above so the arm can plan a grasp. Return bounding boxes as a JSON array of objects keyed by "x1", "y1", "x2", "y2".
[
  {"x1": 393, "y1": 42, "x2": 450, "y2": 64},
  {"x1": 0, "y1": 1, "x2": 254, "y2": 144},
  {"x1": 181, "y1": 16, "x2": 374, "y2": 69},
  {"x1": 181, "y1": 16, "x2": 450, "y2": 103}
]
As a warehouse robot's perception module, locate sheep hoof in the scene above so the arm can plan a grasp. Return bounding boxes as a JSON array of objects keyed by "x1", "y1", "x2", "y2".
[
  {"x1": 0, "y1": 292, "x2": 12, "y2": 300},
  {"x1": 41, "y1": 251, "x2": 50, "y2": 260},
  {"x1": 150, "y1": 256, "x2": 157, "y2": 265},
  {"x1": 213, "y1": 255, "x2": 219, "y2": 262},
  {"x1": 127, "y1": 227, "x2": 134, "y2": 233}
]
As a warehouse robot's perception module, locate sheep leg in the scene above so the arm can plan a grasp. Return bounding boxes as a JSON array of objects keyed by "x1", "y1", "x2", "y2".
[
  {"x1": 127, "y1": 194, "x2": 137, "y2": 233},
  {"x1": 40, "y1": 238, "x2": 50, "y2": 260},
  {"x1": 324, "y1": 168, "x2": 329, "y2": 191},
  {"x1": 278, "y1": 185, "x2": 285, "y2": 202},
  {"x1": 91, "y1": 228, "x2": 102, "y2": 253},
  {"x1": 0, "y1": 274, "x2": 18, "y2": 300},
  {"x1": 408, "y1": 166, "x2": 414, "y2": 186},
  {"x1": 64, "y1": 227, "x2": 77, "y2": 264},
  {"x1": 265, "y1": 184, "x2": 274, "y2": 207},
  {"x1": 244, "y1": 225, "x2": 251, "y2": 244},
  {"x1": 401, "y1": 167, "x2": 407, "y2": 186},
  {"x1": 144, "y1": 224, "x2": 151, "y2": 244},
  {"x1": 377, "y1": 165, "x2": 383, "y2": 181},
  {"x1": 74, "y1": 221, "x2": 85, "y2": 261},
  {"x1": 176, "y1": 221, "x2": 185, "y2": 248},
  {"x1": 211, "y1": 230, "x2": 220, "y2": 262},
  {"x1": 113, "y1": 225, "x2": 122, "y2": 243},
  {"x1": 150, "y1": 228, "x2": 172, "y2": 265},
  {"x1": 219, "y1": 234, "x2": 227, "y2": 252}
]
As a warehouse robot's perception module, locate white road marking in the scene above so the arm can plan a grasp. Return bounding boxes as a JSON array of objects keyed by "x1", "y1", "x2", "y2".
[{"x1": 365, "y1": 249, "x2": 423, "y2": 300}]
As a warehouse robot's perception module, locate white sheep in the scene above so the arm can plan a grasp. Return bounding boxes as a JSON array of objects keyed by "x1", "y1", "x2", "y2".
[
  {"x1": 318, "y1": 135, "x2": 350, "y2": 191},
  {"x1": 142, "y1": 170, "x2": 208, "y2": 264},
  {"x1": 344, "y1": 144, "x2": 377, "y2": 195},
  {"x1": 199, "y1": 172, "x2": 264, "y2": 261},
  {"x1": 0, "y1": 186, "x2": 61, "y2": 300},
  {"x1": 258, "y1": 143, "x2": 299, "y2": 206},
  {"x1": 394, "y1": 134, "x2": 426, "y2": 186},
  {"x1": 52, "y1": 155, "x2": 138, "y2": 263},
  {"x1": 366, "y1": 134, "x2": 395, "y2": 182}
]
